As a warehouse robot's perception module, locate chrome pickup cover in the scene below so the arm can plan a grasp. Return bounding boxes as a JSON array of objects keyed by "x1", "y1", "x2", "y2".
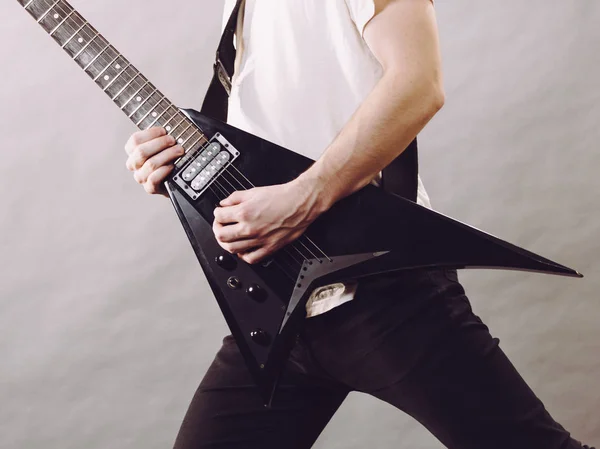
[{"x1": 172, "y1": 133, "x2": 240, "y2": 201}]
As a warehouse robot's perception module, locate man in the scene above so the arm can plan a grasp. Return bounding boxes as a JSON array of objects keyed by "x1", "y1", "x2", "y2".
[{"x1": 124, "y1": 1, "x2": 593, "y2": 448}]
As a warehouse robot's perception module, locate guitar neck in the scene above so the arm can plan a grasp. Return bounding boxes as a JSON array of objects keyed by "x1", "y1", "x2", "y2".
[{"x1": 18, "y1": 0, "x2": 208, "y2": 152}]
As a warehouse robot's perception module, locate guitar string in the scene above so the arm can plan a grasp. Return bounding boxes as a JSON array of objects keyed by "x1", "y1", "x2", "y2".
[{"x1": 37, "y1": 0, "x2": 330, "y2": 270}]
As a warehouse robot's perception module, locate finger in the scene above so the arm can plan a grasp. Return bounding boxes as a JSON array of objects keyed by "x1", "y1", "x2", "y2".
[
  {"x1": 239, "y1": 246, "x2": 272, "y2": 265},
  {"x1": 220, "y1": 190, "x2": 248, "y2": 207},
  {"x1": 127, "y1": 134, "x2": 176, "y2": 171},
  {"x1": 143, "y1": 165, "x2": 175, "y2": 196},
  {"x1": 134, "y1": 145, "x2": 184, "y2": 184},
  {"x1": 124, "y1": 127, "x2": 166, "y2": 155},
  {"x1": 213, "y1": 204, "x2": 244, "y2": 225},
  {"x1": 213, "y1": 221, "x2": 254, "y2": 243},
  {"x1": 221, "y1": 238, "x2": 263, "y2": 255}
]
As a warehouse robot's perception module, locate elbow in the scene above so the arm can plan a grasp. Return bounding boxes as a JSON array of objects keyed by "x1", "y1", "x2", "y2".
[
  {"x1": 426, "y1": 79, "x2": 445, "y2": 115},
  {"x1": 431, "y1": 84, "x2": 445, "y2": 112},
  {"x1": 384, "y1": 68, "x2": 445, "y2": 116}
]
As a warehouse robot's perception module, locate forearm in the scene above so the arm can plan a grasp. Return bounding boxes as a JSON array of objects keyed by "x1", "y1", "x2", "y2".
[{"x1": 296, "y1": 70, "x2": 444, "y2": 213}]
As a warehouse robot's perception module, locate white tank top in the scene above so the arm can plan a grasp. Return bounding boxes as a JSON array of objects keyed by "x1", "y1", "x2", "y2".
[{"x1": 221, "y1": 0, "x2": 432, "y2": 317}]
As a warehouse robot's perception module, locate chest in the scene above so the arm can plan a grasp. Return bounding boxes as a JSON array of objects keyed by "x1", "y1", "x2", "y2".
[{"x1": 238, "y1": 0, "x2": 359, "y2": 59}]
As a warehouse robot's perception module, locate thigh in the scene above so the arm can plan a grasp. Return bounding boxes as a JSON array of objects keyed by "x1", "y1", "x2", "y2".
[
  {"x1": 365, "y1": 271, "x2": 583, "y2": 449},
  {"x1": 173, "y1": 335, "x2": 349, "y2": 449}
]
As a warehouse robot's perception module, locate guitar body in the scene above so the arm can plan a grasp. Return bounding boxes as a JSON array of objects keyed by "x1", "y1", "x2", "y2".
[{"x1": 167, "y1": 109, "x2": 580, "y2": 405}]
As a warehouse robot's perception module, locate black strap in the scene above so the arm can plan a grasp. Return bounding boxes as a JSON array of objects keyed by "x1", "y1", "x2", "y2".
[
  {"x1": 200, "y1": 0, "x2": 418, "y2": 202},
  {"x1": 200, "y1": 0, "x2": 242, "y2": 122}
]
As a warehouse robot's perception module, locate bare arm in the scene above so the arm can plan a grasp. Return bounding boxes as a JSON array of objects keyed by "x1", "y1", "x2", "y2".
[
  {"x1": 214, "y1": 0, "x2": 445, "y2": 263},
  {"x1": 296, "y1": 0, "x2": 444, "y2": 211}
]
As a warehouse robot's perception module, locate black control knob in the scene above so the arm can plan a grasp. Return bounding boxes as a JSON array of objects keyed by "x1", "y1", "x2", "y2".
[
  {"x1": 250, "y1": 329, "x2": 271, "y2": 346},
  {"x1": 246, "y1": 284, "x2": 267, "y2": 302},
  {"x1": 215, "y1": 253, "x2": 237, "y2": 271}
]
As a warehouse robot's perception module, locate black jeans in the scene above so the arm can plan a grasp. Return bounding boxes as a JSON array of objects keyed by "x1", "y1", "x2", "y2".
[{"x1": 173, "y1": 268, "x2": 590, "y2": 449}]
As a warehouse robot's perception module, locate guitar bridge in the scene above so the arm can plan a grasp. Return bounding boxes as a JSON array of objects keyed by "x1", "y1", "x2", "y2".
[{"x1": 172, "y1": 133, "x2": 240, "y2": 201}]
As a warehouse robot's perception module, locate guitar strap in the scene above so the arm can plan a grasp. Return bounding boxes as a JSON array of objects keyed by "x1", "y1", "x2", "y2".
[{"x1": 201, "y1": 0, "x2": 419, "y2": 202}]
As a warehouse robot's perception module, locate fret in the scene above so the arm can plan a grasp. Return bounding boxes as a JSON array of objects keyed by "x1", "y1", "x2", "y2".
[
  {"x1": 101, "y1": 62, "x2": 131, "y2": 92},
  {"x1": 175, "y1": 127, "x2": 200, "y2": 153},
  {"x1": 85, "y1": 46, "x2": 119, "y2": 80},
  {"x1": 119, "y1": 82, "x2": 155, "y2": 116},
  {"x1": 156, "y1": 108, "x2": 181, "y2": 130},
  {"x1": 23, "y1": 0, "x2": 36, "y2": 8},
  {"x1": 127, "y1": 88, "x2": 157, "y2": 118},
  {"x1": 62, "y1": 23, "x2": 96, "y2": 57},
  {"x1": 74, "y1": 35, "x2": 111, "y2": 77},
  {"x1": 183, "y1": 133, "x2": 206, "y2": 153},
  {"x1": 83, "y1": 43, "x2": 111, "y2": 71},
  {"x1": 24, "y1": 0, "x2": 55, "y2": 21},
  {"x1": 94, "y1": 57, "x2": 128, "y2": 91},
  {"x1": 61, "y1": 20, "x2": 87, "y2": 48},
  {"x1": 36, "y1": 0, "x2": 61, "y2": 23},
  {"x1": 167, "y1": 117, "x2": 188, "y2": 136},
  {"x1": 50, "y1": 9, "x2": 76, "y2": 35},
  {"x1": 129, "y1": 90, "x2": 163, "y2": 126},
  {"x1": 73, "y1": 31, "x2": 99, "y2": 59},
  {"x1": 39, "y1": 0, "x2": 75, "y2": 30},
  {"x1": 180, "y1": 129, "x2": 200, "y2": 147},
  {"x1": 174, "y1": 123, "x2": 193, "y2": 143},
  {"x1": 93, "y1": 53, "x2": 121, "y2": 81},
  {"x1": 120, "y1": 80, "x2": 150, "y2": 110},
  {"x1": 135, "y1": 95, "x2": 164, "y2": 126},
  {"x1": 109, "y1": 68, "x2": 142, "y2": 102},
  {"x1": 142, "y1": 100, "x2": 175, "y2": 129},
  {"x1": 162, "y1": 111, "x2": 185, "y2": 133}
]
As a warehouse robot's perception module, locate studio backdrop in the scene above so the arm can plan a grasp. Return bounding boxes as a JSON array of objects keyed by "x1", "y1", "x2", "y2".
[{"x1": 0, "y1": 1, "x2": 598, "y2": 448}]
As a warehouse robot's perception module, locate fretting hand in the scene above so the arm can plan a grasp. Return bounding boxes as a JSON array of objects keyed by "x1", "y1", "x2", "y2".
[{"x1": 124, "y1": 127, "x2": 184, "y2": 197}]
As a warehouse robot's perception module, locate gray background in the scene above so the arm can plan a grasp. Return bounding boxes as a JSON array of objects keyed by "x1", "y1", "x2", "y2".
[{"x1": 1, "y1": 0, "x2": 598, "y2": 447}]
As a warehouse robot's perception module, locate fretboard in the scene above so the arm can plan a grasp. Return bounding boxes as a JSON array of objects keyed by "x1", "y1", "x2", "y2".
[{"x1": 18, "y1": 0, "x2": 208, "y2": 154}]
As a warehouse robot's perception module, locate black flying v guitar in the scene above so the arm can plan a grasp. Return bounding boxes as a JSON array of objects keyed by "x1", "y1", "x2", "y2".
[{"x1": 17, "y1": 0, "x2": 582, "y2": 405}]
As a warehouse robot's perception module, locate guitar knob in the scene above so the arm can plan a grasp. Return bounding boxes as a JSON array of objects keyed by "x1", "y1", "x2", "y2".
[
  {"x1": 227, "y1": 276, "x2": 242, "y2": 290},
  {"x1": 250, "y1": 329, "x2": 271, "y2": 346},
  {"x1": 246, "y1": 284, "x2": 267, "y2": 302},
  {"x1": 215, "y1": 253, "x2": 237, "y2": 271}
]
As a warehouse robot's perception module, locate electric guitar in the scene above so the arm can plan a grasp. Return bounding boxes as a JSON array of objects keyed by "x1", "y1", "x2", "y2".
[{"x1": 17, "y1": 0, "x2": 582, "y2": 405}]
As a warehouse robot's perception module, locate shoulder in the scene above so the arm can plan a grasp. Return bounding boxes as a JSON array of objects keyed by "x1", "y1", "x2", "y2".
[{"x1": 345, "y1": 0, "x2": 434, "y2": 37}]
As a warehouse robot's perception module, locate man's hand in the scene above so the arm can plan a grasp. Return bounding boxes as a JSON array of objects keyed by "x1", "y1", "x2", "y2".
[
  {"x1": 213, "y1": 179, "x2": 329, "y2": 264},
  {"x1": 124, "y1": 127, "x2": 185, "y2": 197}
]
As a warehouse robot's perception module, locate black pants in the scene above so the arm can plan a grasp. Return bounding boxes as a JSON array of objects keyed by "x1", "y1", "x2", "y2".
[{"x1": 173, "y1": 269, "x2": 589, "y2": 449}]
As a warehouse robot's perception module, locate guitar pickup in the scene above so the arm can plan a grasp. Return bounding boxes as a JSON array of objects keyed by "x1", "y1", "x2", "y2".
[
  {"x1": 189, "y1": 151, "x2": 231, "y2": 191},
  {"x1": 172, "y1": 133, "x2": 239, "y2": 201}
]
